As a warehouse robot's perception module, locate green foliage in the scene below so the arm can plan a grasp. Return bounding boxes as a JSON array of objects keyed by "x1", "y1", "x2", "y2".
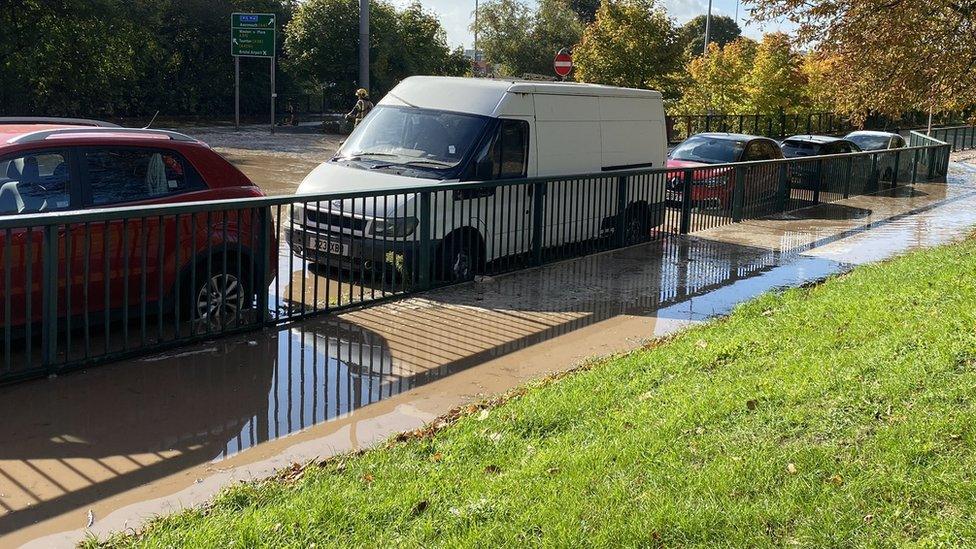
[
  {"x1": 89, "y1": 237, "x2": 976, "y2": 547},
  {"x1": 574, "y1": 0, "x2": 684, "y2": 100},
  {"x1": 0, "y1": 0, "x2": 462, "y2": 118},
  {"x1": 287, "y1": 0, "x2": 467, "y2": 107},
  {"x1": 473, "y1": 0, "x2": 583, "y2": 78},
  {"x1": 680, "y1": 14, "x2": 742, "y2": 58},
  {"x1": 676, "y1": 33, "x2": 812, "y2": 115},
  {"x1": 677, "y1": 38, "x2": 757, "y2": 113}
]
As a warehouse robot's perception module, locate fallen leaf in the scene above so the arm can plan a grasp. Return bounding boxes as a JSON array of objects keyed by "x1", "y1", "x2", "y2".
[
  {"x1": 484, "y1": 465, "x2": 501, "y2": 475},
  {"x1": 362, "y1": 473, "x2": 374, "y2": 484},
  {"x1": 547, "y1": 467, "x2": 560, "y2": 475},
  {"x1": 488, "y1": 432, "x2": 502, "y2": 442},
  {"x1": 863, "y1": 514, "x2": 874, "y2": 522},
  {"x1": 86, "y1": 509, "x2": 94, "y2": 528},
  {"x1": 786, "y1": 463, "x2": 797, "y2": 474},
  {"x1": 639, "y1": 391, "x2": 654, "y2": 401},
  {"x1": 430, "y1": 452, "x2": 443, "y2": 463},
  {"x1": 746, "y1": 399, "x2": 758, "y2": 411},
  {"x1": 477, "y1": 409, "x2": 490, "y2": 421},
  {"x1": 696, "y1": 340, "x2": 708, "y2": 349},
  {"x1": 828, "y1": 474, "x2": 844, "y2": 486}
]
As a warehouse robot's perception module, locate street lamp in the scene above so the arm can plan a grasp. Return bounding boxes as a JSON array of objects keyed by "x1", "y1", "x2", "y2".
[
  {"x1": 474, "y1": 0, "x2": 480, "y2": 77},
  {"x1": 703, "y1": 0, "x2": 713, "y2": 56},
  {"x1": 359, "y1": 0, "x2": 369, "y2": 90}
]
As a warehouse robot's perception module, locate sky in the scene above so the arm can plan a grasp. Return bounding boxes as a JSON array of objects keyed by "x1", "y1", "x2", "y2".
[{"x1": 388, "y1": 0, "x2": 794, "y2": 49}]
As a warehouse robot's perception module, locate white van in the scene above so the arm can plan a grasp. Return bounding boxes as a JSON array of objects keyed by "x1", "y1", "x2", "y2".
[{"x1": 291, "y1": 76, "x2": 668, "y2": 279}]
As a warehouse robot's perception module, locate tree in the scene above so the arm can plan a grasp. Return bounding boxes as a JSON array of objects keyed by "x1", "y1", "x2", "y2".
[
  {"x1": 743, "y1": 0, "x2": 976, "y2": 120},
  {"x1": 286, "y1": 0, "x2": 465, "y2": 108},
  {"x1": 800, "y1": 52, "x2": 839, "y2": 113},
  {"x1": 743, "y1": 33, "x2": 805, "y2": 113},
  {"x1": 676, "y1": 38, "x2": 757, "y2": 113},
  {"x1": 473, "y1": 0, "x2": 583, "y2": 77},
  {"x1": 573, "y1": 0, "x2": 684, "y2": 99},
  {"x1": 680, "y1": 14, "x2": 741, "y2": 58},
  {"x1": 567, "y1": 0, "x2": 601, "y2": 22}
]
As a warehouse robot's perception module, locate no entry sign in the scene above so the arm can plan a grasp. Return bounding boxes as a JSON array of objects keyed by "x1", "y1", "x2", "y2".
[{"x1": 554, "y1": 49, "x2": 573, "y2": 77}]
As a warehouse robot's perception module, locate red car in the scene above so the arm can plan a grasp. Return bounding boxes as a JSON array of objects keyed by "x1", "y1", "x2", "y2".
[
  {"x1": 0, "y1": 118, "x2": 274, "y2": 331},
  {"x1": 666, "y1": 133, "x2": 783, "y2": 210}
]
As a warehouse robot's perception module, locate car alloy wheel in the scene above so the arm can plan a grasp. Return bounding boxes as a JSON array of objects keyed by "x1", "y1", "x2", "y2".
[{"x1": 195, "y1": 273, "x2": 244, "y2": 330}]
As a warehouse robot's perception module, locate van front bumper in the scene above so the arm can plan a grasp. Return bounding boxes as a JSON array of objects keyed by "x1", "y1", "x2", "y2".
[{"x1": 286, "y1": 224, "x2": 422, "y2": 272}]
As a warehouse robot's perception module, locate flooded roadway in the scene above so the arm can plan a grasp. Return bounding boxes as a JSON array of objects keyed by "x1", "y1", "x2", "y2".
[{"x1": 3, "y1": 157, "x2": 976, "y2": 546}]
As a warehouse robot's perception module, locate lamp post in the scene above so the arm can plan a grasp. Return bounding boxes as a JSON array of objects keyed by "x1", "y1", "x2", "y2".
[
  {"x1": 359, "y1": 0, "x2": 369, "y2": 90},
  {"x1": 474, "y1": 0, "x2": 480, "y2": 77},
  {"x1": 703, "y1": 0, "x2": 713, "y2": 55}
]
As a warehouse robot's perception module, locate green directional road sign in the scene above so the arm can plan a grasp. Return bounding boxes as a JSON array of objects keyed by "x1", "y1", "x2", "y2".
[{"x1": 231, "y1": 13, "x2": 275, "y2": 58}]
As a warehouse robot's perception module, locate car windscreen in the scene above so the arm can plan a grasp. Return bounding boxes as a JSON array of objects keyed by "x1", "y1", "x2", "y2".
[
  {"x1": 669, "y1": 136, "x2": 745, "y2": 164},
  {"x1": 847, "y1": 134, "x2": 891, "y2": 151},
  {"x1": 336, "y1": 106, "x2": 490, "y2": 170},
  {"x1": 781, "y1": 140, "x2": 821, "y2": 157}
]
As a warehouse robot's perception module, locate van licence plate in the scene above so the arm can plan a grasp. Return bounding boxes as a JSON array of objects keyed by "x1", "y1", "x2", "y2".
[{"x1": 310, "y1": 237, "x2": 348, "y2": 255}]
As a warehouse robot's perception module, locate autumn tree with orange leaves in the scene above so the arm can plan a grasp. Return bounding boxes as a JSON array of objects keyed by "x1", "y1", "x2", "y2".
[{"x1": 744, "y1": 0, "x2": 976, "y2": 121}]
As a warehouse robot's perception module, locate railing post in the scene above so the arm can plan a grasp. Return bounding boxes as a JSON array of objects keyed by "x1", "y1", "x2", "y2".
[
  {"x1": 891, "y1": 150, "x2": 901, "y2": 188},
  {"x1": 41, "y1": 224, "x2": 58, "y2": 368},
  {"x1": 910, "y1": 148, "x2": 919, "y2": 185},
  {"x1": 776, "y1": 162, "x2": 789, "y2": 212},
  {"x1": 614, "y1": 176, "x2": 629, "y2": 248},
  {"x1": 531, "y1": 182, "x2": 546, "y2": 265},
  {"x1": 812, "y1": 158, "x2": 823, "y2": 205},
  {"x1": 870, "y1": 153, "x2": 879, "y2": 193},
  {"x1": 417, "y1": 191, "x2": 431, "y2": 289},
  {"x1": 927, "y1": 145, "x2": 937, "y2": 180},
  {"x1": 705, "y1": 115, "x2": 712, "y2": 133},
  {"x1": 843, "y1": 156, "x2": 853, "y2": 199},
  {"x1": 679, "y1": 169, "x2": 694, "y2": 234},
  {"x1": 255, "y1": 206, "x2": 271, "y2": 322},
  {"x1": 731, "y1": 166, "x2": 746, "y2": 222}
]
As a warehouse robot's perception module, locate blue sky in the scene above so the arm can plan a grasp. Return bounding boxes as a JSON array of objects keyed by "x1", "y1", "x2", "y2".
[{"x1": 388, "y1": 0, "x2": 794, "y2": 49}]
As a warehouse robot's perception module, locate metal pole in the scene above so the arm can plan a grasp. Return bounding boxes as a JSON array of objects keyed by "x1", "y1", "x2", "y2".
[
  {"x1": 359, "y1": 0, "x2": 370, "y2": 90},
  {"x1": 474, "y1": 0, "x2": 479, "y2": 77},
  {"x1": 235, "y1": 56, "x2": 240, "y2": 131},
  {"x1": 270, "y1": 56, "x2": 276, "y2": 134},
  {"x1": 703, "y1": 0, "x2": 713, "y2": 55}
]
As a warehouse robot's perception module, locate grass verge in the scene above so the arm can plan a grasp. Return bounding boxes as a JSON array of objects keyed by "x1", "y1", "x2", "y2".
[{"x1": 91, "y1": 238, "x2": 976, "y2": 547}]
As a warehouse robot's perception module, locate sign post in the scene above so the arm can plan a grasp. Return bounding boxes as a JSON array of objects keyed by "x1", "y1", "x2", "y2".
[
  {"x1": 231, "y1": 13, "x2": 276, "y2": 133},
  {"x1": 554, "y1": 48, "x2": 573, "y2": 80}
]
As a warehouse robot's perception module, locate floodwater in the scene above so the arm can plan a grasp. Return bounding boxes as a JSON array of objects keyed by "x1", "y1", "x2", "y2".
[
  {"x1": 3, "y1": 162, "x2": 976, "y2": 546},
  {"x1": 176, "y1": 124, "x2": 343, "y2": 195}
]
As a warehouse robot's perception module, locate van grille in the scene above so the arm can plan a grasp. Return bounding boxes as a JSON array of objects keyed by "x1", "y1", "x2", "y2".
[{"x1": 305, "y1": 208, "x2": 368, "y2": 232}]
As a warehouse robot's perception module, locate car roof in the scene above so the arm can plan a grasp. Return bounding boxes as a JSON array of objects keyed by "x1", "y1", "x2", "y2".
[
  {"x1": 690, "y1": 132, "x2": 771, "y2": 142},
  {"x1": 783, "y1": 134, "x2": 848, "y2": 145},
  {"x1": 846, "y1": 130, "x2": 900, "y2": 138},
  {"x1": 1, "y1": 121, "x2": 203, "y2": 148}
]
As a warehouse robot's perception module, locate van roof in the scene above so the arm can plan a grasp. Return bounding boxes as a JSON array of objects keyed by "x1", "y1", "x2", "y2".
[{"x1": 380, "y1": 76, "x2": 663, "y2": 117}]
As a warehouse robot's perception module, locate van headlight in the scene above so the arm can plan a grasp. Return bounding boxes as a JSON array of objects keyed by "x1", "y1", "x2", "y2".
[{"x1": 370, "y1": 217, "x2": 418, "y2": 238}]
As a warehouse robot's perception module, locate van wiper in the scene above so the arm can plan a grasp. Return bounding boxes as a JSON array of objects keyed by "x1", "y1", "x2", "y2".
[
  {"x1": 340, "y1": 151, "x2": 399, "y2": 161},
  {"x1": 403, "y1": 159, "x2": 453, "y2": 168}
]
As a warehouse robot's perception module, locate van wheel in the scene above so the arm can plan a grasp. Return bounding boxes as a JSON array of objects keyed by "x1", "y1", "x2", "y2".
[
  {"x1": 435, "y1": 234, "x2": 481, "y2": 282},
  {"x1": 623, "y1": 205, "x2": 650, "y2": 245}
]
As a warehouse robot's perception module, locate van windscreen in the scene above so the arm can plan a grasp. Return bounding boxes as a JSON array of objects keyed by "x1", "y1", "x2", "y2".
[{"x1": 337, "y1": 106, "x2": 489, "y2": 170}]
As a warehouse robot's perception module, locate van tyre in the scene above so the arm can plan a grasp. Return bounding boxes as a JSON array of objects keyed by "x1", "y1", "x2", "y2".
[
  {"x1": 435, "y1": 234, "x2": 481, "y2": 282},
  {"x1": 623, "y1": 205, "x2": 650, "y2": 246}
]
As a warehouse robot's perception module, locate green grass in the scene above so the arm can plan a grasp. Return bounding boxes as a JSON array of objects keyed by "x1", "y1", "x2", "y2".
[{"x1": 92, "y1": 238, "x2": 976, "y2": 548}]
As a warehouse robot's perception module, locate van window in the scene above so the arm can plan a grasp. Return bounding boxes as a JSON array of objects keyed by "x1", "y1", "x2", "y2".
[{"x1": 469, "y1": 119, "x2": 529, "y2": 180}]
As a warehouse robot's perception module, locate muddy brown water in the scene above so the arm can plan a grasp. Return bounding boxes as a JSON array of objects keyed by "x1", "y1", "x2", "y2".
[{"x1": 4, "y1": 161, "x2": 976, "y2": 546}]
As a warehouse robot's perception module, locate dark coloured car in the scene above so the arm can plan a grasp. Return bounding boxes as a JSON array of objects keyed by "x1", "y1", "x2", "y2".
[
  {"x1": 845, "y1": 130, "x2": 906, "y2": 151},
  {"x1": 666, "y1": 133, "x2": 784, "y2": 209},
  {"x1": 0, "y1": 118, "x2": 276, "y2": 330},
  {"x1": 781, "y1": 135, "x2": 862, "y2": 189}
]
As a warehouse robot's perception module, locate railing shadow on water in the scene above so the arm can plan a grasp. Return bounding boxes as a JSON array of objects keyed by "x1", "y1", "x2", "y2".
[{"x1": 0, "y1": 132, "x2": 954, "y2": 384}]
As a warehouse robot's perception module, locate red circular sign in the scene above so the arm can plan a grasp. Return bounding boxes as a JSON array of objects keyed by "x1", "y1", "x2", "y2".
[{"x1": 554, "y1": 50, "x2": 573, "y2": 77}]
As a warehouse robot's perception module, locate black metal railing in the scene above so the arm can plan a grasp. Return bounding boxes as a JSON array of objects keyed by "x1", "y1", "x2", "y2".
[{"x1": 0, "y1": 132, "x2": 953, "y2": 383}]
